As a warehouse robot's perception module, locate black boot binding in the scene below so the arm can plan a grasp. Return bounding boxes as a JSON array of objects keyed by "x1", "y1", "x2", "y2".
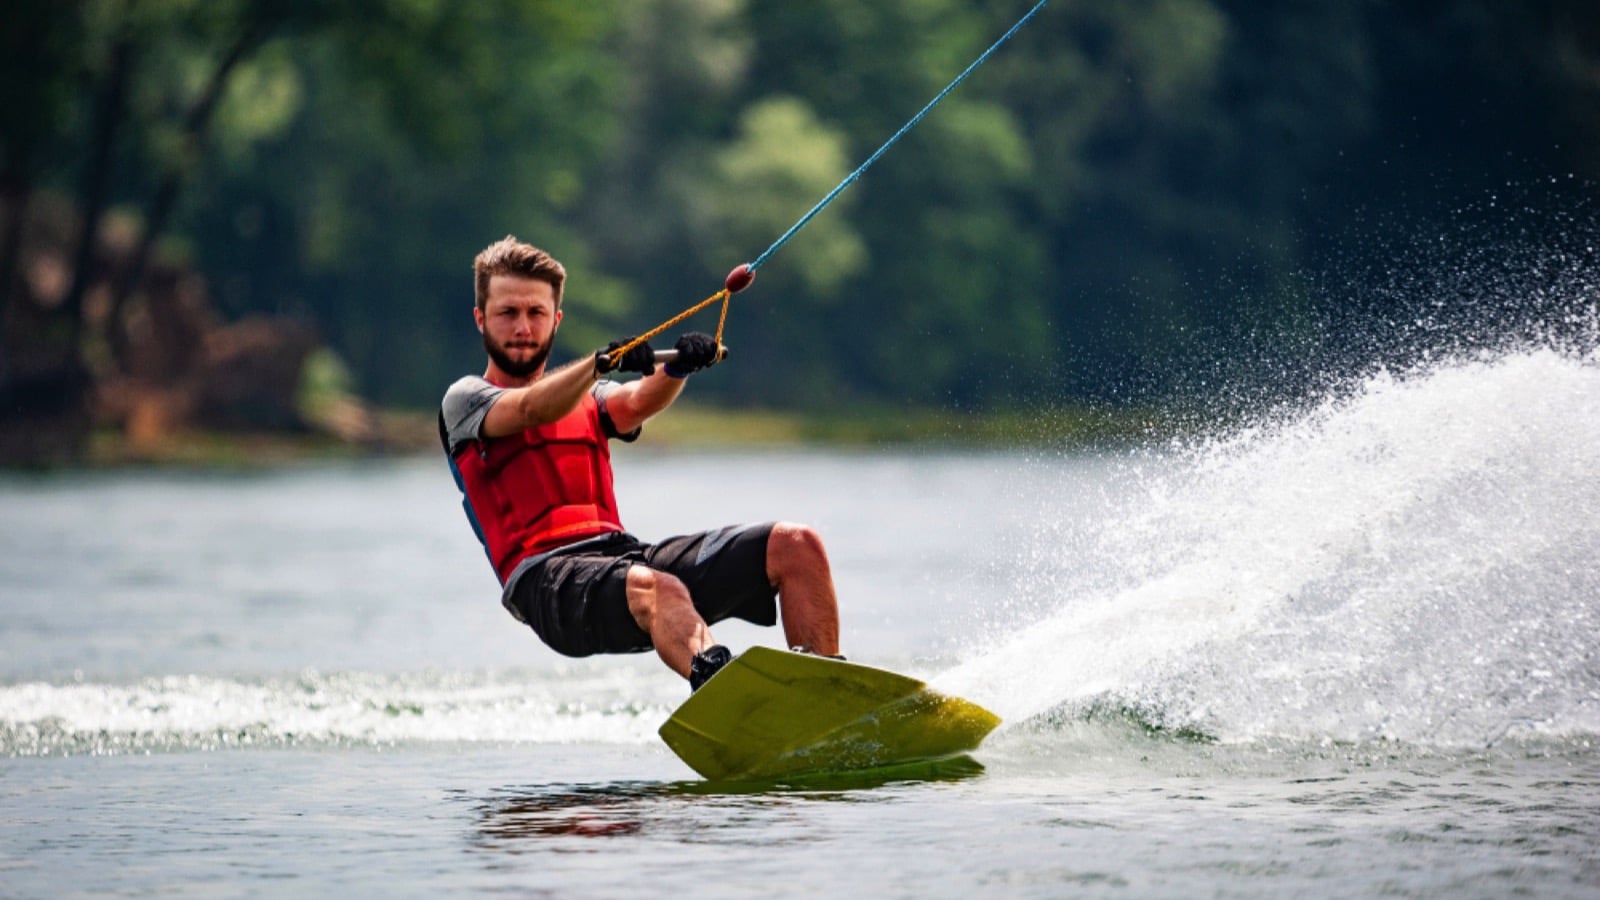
[{"x1": 689, "y1": 645, "x2": 733, "y2": 692}]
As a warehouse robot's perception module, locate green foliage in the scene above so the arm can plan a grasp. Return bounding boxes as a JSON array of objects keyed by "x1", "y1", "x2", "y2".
[
  {"x1": 0, "y1": 0, "x2": 84, "y2": 180},
  {"x1": 180, "y1": 0, "x2": 625, "y2": 404},
  {"x1": 11, "y1": 0, "x2": 1598, "y2": 417},
  {"x1": 695, "y1": 96, "x2": 867, "y2": 296},
  {"x1": 295, "y1": 346, "x2": 354, "y2": 420}
]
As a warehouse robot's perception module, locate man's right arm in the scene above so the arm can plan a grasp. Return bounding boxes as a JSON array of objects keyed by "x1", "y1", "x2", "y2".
[{"x1": 478, "y1": 355, "x2": 600, "y2": 439}]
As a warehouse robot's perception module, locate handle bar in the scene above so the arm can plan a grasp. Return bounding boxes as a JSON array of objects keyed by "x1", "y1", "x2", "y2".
[
  {"x1": 646, "y1": 342, "x2": 729, "y2": 365},
  {"x1": 650, "y1": 345, "x2": 729, "y2": 365},
  {"x1": 598, "y1": 344, "x2": 730, "y2": 372}
]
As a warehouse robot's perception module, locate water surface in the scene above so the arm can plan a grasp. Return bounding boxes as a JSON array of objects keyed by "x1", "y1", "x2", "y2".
[{"x1": 3, "y1": 347, "x2": 1599, "y2": 896}]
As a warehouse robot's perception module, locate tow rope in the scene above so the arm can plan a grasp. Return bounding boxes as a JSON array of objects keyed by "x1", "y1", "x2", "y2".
[{"x1": 601, "y1": 0, "x2": 1051, "y2": 368}]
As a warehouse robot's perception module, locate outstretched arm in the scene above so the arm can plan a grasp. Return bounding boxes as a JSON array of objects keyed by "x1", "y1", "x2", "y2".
[
  {"x1": 480, "y1": 336, "x2": 665, "y2": 437},
  {"x1": 478, "y1": 355, "x2": 602, "y2": 439}
]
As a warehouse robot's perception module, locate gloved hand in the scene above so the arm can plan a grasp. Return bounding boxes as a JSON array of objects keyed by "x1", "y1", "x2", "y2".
[
  {"x1": 596, "y1": 337, "x2": 655, "y2": 376},
  {"x1": 664, "y1": 332, "x2": 721, "y2": 378}
]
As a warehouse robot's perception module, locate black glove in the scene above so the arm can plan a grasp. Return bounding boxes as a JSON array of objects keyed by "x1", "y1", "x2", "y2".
[
  {"x1": 664, "y1": 332, "x2": 720, "y2": 378},
  {"x1": 597, "y1": 337, "x2": 655, "y2": 376}
]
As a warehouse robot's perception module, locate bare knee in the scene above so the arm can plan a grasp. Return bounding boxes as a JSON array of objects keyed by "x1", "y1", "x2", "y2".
[
  {"x1": 626, "y1": 565, "x2": 690, "y2": 628},
  {"x1": 767, "y1": 522, "x2": 829, "y2": 580}
]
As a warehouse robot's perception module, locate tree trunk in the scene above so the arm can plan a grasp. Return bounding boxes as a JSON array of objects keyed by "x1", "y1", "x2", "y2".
[
  {"x1": 0, "y1": 177, "x2": 31, "y2": 378},
  {"x1": 62, "y1": 18, "x2": 134, "y2": 350},
  {"x1": 0, "y1": 10, "x2": 136, "y2": 465},
  {"x1": 107, "y1": 20, "x2": 269, "y2": 362}
]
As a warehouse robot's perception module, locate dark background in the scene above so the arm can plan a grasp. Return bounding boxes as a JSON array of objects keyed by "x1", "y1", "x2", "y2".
[{"x1": 3, "y1": 0, "x2": 1597, "y2": 452}]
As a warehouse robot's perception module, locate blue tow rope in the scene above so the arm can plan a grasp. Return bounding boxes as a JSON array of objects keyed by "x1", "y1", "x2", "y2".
[
  {"x1": 604, "y1": 0, "x2": 1051, "y2": 364},
  {"x1": 745, "y1": 0, "x2": 1052, "y2": 274}
]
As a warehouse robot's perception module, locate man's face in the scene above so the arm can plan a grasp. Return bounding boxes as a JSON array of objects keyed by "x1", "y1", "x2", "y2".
[{"x1": 476, "y1": 275, "x2": 562, "y2": 379}]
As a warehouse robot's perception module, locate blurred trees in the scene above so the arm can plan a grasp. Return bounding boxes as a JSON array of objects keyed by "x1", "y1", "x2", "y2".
[
  {"x1": 1, "y1": 0, "x2": 621, "y2": 459},
  {"x1": 182, "y1": 0, "x2": 623, "y2": 404},
  {"x1": 3, "y1": 0, "x2": 1598, "y2": 456}
]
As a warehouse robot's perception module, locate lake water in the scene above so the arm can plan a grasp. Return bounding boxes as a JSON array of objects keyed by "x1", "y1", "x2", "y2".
[{"x1": 3, "y1": 346, "x2": 1599, "y2": 897}]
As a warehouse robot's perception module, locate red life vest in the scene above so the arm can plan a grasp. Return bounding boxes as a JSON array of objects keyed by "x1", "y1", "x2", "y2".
[{"x1": 450, "y1": 391, "x2": 624, "y2": 584}]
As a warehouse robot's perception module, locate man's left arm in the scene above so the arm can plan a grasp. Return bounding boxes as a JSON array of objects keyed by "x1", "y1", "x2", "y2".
[{"x1": 605, "y1": 332, "x2": 721, "y2": 434}]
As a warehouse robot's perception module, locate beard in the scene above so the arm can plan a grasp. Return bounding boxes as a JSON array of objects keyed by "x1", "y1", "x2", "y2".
[{"x1": 484, "y1": 333, "x2": 553, "y2": 378}]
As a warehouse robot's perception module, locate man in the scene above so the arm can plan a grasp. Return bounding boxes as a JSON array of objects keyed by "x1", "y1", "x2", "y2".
[{"x1": 440, "y1": 236, "x2": 842, "y2": 690}]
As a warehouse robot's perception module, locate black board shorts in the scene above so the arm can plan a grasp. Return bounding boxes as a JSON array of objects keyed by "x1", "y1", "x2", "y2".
[{"x1": 505, "y1": 523, "x2": 779, "y2": 657}]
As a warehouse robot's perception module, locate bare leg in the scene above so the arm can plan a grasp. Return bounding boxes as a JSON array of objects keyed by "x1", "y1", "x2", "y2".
[
  {"x1": 626, "y1": 565, "x2": 713, "y2": 678},
  {"x1": 766, "y1": 522, "x2": 841, "y2": 656}
]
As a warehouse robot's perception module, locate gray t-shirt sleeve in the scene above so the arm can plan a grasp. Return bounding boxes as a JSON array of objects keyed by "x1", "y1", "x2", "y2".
[
  {"x1": 440, "y1": 376, "x2": 504, "y2": 456},
  {"x1": 592, "y1": 380, "x2": 641, "y2": 443}
]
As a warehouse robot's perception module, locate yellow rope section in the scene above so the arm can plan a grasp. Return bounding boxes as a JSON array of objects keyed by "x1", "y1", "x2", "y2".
[
  {"x1": 714, "y1": 287, "x2": 733, "y2": 344},
  {"x1": 603, "y1": 287, "x2": 733, "y2": 366}
]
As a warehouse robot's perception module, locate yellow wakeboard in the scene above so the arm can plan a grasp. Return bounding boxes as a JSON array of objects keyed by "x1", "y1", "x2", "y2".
[{"x1": 658, "y1": 646, "x2": 1001, "y2": 781}]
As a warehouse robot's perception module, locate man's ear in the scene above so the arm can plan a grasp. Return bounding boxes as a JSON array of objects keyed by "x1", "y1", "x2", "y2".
[{"x1": 474, "y1": 306, "x2": 485, "y2": 334}]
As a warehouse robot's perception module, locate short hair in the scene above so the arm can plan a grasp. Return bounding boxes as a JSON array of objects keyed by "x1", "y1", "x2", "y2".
[{"x1": 472, "y1": 235, "x2": 566, "y2": 310}]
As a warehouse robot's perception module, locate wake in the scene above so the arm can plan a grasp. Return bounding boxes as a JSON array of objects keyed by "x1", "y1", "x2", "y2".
[
  {"x1": 935, "y1": 344, "x2": 1600, "y2": 748},
  {"x1": 0, "y1": 666, "x2": 678, "y2": 757}
]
